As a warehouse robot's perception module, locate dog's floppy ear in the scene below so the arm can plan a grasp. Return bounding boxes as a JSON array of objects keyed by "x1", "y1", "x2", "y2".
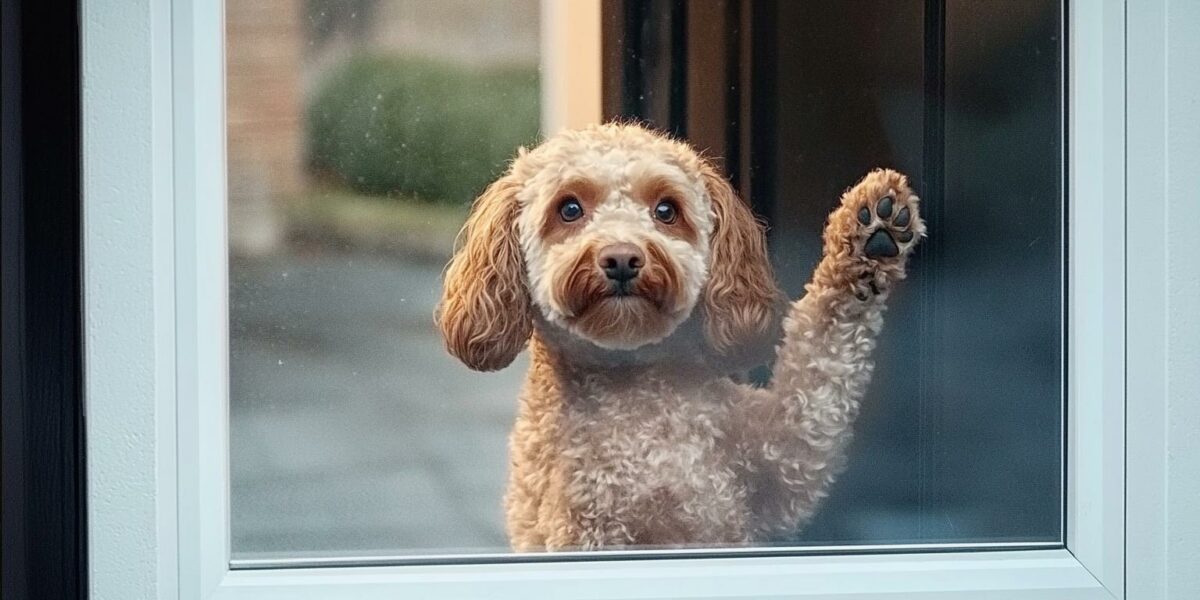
[
  {"x1": 436, "y1": 174, "x2": 532, "y2": 371},
  {"x1": 700, "y1": 161, "x2": 780, "y2": 361}
]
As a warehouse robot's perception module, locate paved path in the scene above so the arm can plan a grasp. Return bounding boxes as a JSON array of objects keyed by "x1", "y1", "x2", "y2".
[{"x1": 231, "y1": 251, "x2": 526, "y2": 558}]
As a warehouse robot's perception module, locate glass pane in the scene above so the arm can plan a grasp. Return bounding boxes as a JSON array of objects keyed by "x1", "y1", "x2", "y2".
[
  {"x1": 756, "y1": 0, "x2": 1062, "y2": 544},
  {"x1": 227, "y1": 0, "x2": 1062, "y2": 562},
  {"x1": 228, "y1": 0, "x2": 538, "y2": 558}
]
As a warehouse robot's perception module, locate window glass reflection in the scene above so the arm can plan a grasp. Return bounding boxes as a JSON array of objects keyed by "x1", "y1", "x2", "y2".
[{"x1": 228, "y1": 0, "x2": 1062, "y2": 560}]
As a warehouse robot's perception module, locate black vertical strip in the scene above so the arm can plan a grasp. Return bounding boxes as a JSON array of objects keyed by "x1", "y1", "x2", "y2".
[
  {"x1": 668, "y1": 0, "x2": 688, "y2": 137},
  {"x1": 1060, "y1": 0, "x2": 1070, "y2": 546},
  {"x1": 613, "y1": 0, "x2": 687, "y2": 137},
  {"x1": 601, "y1": 0, "x2": 628, "y2": 120},
  {"x1": 1, "y1": 0, "x2": 87, "y2": 598},
  {"x1": 748, "y1": 0, "x2": 778, "y2": 223},
  {"x1": 0, "y1": 0, "x2": 29, "y2": 592},
  {"x1": 919, "y1": 0, "x2": 946, "y2": 541},
  {"x1": 723, "y1": 0, "x2": 743, "y2": 193},
  {"x1": 923, "y1": 5, "x2": 945, "y2": 194},
  {"x1": 621, "y1": 0, "x2": 647, "y2": 117}
]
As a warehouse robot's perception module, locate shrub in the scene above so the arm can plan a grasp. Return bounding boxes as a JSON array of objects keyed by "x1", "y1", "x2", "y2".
[{"x1": 308, "y1": 55, "x2": 540, "y2": 204}]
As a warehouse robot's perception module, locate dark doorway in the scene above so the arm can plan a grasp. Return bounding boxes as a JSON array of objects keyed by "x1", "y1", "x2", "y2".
[{"x1": 603, "y1": 0, "x2": 1064, "y2": 545}]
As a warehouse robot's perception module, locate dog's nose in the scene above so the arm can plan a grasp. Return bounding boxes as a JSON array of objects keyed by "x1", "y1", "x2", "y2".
[{"x1": 598, "y1": 243, "x2": 644, "y2": 283}]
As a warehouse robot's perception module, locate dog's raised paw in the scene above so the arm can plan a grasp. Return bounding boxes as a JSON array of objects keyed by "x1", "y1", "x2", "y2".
[
  {"x1": 842, "y1": 171, "x2": 922, "y2": 261},
  {"x1": 824, "y1": 169, "x2": 925, "y2": 299}
]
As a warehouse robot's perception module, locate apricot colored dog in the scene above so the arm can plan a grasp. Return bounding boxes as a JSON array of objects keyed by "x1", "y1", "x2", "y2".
[{"x1": 437, "y1": 123, "x2": 924, "y2": 550}]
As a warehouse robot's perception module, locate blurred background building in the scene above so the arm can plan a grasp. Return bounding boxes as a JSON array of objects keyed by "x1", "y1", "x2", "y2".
[
  {"x1": 226, "y1": 0, "x2": 304, "y2": 256},
  {"x1": 226, "y1": 0, "x2": 542, "y2": 259}
]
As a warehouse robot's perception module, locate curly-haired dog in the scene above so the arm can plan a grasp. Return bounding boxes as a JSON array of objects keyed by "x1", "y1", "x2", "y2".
[{"x1": 437, "y1": 123, "x2": 924, "y2": 550}]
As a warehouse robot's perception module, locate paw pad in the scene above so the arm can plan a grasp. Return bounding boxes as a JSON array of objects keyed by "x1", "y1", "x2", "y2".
[
  {"x1": 877, "y1": 196, "x2": 894, "y2": 219},
  {"x1": 865, "y1": 229, "x2": 899, "y2": 258},
  {"x1": 859, "y1": 191, "x2": 917, "y2": 259}
]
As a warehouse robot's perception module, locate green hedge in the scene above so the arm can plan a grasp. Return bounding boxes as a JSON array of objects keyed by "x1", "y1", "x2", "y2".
[{"x1": 308, "y1": 55, "x2": 540, "y2": 204}]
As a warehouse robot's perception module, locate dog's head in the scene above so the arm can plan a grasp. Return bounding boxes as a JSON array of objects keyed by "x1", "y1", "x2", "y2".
[{"x1": 436, "y1": 123, "x2": 779, "y2": 371}]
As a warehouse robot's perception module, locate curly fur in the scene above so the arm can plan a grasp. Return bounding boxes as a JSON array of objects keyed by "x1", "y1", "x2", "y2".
[
  {"x1": 436, "y1": 123, "x2": 924, "y2": 550},
  {"x1": 436, "y1": 175, "x2": 532, "y2": 371},
  {"x1": 699, "y1": 161, "x2": 781, "y2": 366}
]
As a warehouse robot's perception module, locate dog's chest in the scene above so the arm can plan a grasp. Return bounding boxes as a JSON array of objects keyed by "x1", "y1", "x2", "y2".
[{"x1": 556, "y1": 379, "x2": 749, "y2": 543}]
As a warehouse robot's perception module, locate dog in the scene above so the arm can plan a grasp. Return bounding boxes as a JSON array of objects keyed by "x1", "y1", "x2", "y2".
[{"x1": 436, "y1": 123, "x2": 924, "y2": 550}]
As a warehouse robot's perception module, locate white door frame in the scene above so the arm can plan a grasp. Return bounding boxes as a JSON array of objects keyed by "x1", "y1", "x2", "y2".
[{"x1": 81, "y1": 0, "x2": 1199, "y2": 598}]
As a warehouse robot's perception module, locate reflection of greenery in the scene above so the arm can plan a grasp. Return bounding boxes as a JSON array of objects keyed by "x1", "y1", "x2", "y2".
[
  {"x1": 308, "y1": 55, "x2": 540, "y2": 204},
  {"x1": 287, "y1": 189, "x2": 468, "y2": 262}
]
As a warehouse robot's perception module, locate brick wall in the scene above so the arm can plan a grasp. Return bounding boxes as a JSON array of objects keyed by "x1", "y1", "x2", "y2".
[{"x1": 227, "y1": 0, "x2": 304, "y2": 255}]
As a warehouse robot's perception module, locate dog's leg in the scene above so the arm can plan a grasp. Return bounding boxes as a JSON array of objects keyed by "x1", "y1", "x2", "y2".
[{"x1": 733, "y1": 169, "x2": 924, "y2": 539}]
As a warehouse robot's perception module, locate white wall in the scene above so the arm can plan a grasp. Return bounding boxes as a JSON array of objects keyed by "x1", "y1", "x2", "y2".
[
  {"x1": 1126, "y1": 0, "x2": 1200, "y2": 596},
  {"x1": 82, "y1": 0, "x2": 178, "y2": 597}
]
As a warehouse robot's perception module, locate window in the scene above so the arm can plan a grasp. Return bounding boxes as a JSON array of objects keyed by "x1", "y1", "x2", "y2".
[
  {"x1": 227, "y1": 0, "x2": 1061, "y2": 562},
  {"x1": 85, "y1": 0, "x2": 1200, "y2": 597}
]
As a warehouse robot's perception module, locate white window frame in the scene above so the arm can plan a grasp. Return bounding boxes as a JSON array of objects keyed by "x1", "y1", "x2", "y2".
[{"x1": 81, "y1": 0, "x2": 1198, "y2": 598}]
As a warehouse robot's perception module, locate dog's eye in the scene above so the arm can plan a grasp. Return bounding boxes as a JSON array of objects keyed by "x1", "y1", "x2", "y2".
[
  {"x1": 653, "y1": 200, "x2": 678, "y2": 224},
  {"x1": 559, "y1": 198, "x2": 584, "y2": 222}
]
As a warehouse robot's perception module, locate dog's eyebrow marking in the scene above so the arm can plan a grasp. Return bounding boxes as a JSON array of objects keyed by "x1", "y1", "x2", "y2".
[{"x1": 633, "y1": 177, "x2": 681, "y2": 206}]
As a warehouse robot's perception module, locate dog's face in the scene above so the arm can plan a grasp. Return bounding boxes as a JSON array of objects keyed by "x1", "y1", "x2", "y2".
[
  {"x1": 437, "y1": 124, "x2": 778, "y2": 371},
  {"x1": 515, "y1": 129, "x2": 713, "y2": 350}
]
